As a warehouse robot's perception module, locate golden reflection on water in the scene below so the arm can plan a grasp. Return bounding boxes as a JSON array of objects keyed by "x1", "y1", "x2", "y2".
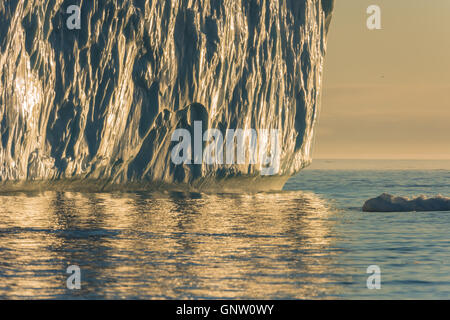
[{"x1": 0, "y1": 190, "x2": 346, "y2": 299}]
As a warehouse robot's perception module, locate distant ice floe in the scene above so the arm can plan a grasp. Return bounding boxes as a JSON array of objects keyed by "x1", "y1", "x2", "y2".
[{"x1": 363, "y1": 193, "x2": 450, "y2": 212}]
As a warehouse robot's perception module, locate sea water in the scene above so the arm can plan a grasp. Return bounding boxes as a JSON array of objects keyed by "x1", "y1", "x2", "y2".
[{"x1": 0, "y1": 160, "x2": 449, "y2": 299}]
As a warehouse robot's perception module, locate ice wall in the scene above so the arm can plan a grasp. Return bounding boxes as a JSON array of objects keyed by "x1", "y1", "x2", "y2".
[{"x1": 0, "y1": 0, "x2": 334, "y2": 192}]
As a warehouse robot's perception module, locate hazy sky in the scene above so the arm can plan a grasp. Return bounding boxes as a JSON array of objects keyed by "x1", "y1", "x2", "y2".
[{"x1": 314, "y1": 0, "x2": 450, "y2": 159}]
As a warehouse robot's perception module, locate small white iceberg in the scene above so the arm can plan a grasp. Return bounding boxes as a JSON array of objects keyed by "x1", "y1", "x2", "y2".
[{"x1": 362, "y1": 193, "x2": 450, "y2": 212}]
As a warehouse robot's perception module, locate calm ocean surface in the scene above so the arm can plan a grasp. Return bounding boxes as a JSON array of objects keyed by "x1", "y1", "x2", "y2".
[{"x1": 0, "y1": 160, "x2": 449, "y2": 299}]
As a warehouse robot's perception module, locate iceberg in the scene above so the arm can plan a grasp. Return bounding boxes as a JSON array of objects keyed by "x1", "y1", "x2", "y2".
[
  {"x1": 0, "y1": 0, "x2": 334, "y2": 192},
  {"x1": 363, "y1": 193, "x2": 450, "y2": 212}
]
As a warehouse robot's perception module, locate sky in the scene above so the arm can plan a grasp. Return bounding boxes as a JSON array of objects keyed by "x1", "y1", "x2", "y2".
[{"x1": 314, "y1": 0, "x2": 450, "y2": 159}]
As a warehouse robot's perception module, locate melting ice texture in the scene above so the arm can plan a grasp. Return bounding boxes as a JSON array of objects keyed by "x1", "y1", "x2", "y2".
[{"x1": 0, "y1": 0, "x2": 334, "y2": 192}]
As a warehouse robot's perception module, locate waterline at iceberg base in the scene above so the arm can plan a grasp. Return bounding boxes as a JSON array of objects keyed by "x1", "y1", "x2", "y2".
[{"x1": 0, "y1": 0, "x2": 334, "y2": 192}]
